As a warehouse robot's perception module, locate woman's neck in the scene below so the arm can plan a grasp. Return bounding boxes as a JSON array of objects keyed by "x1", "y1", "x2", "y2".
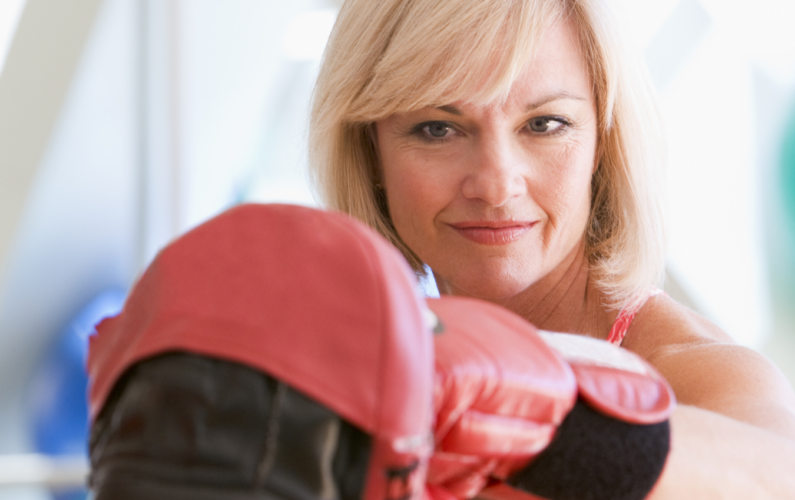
[{"x1": 493, "y1": 240, "x2": 617, "y2": 340}]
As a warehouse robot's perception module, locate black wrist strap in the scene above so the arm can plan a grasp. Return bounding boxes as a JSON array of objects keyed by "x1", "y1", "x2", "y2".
[{"x1": 507, "y1": 398, "x2": 670, "y2": 500}]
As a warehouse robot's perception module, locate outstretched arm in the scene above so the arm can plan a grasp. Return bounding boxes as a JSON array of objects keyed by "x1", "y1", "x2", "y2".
[{"x1": 652, "y1": 405, "x2": 795, "y2": 499}]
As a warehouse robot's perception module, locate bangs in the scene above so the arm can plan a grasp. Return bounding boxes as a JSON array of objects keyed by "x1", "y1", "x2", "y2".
[{"x1": 346, "y1": 0, "x2": 565, "y2": 121}]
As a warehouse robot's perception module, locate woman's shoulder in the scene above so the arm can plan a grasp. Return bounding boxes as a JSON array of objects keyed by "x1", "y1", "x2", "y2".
[
  {"x1": 620, "y1": 292, "x2": 734, "y2": 359},
  {"x1": 621, "y1": 293, "x2": 795, "y2": 436}
]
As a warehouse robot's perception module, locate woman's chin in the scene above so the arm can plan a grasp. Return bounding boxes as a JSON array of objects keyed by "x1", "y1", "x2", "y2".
[{"x1": 436, "y1": 270, "x2": 535, "y2": 303}]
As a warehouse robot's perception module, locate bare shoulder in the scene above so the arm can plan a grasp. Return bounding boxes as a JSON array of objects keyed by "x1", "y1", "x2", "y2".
[
  {"x1": 621, "y1": 293, "x2": 795, "y2": 438},
  {"x1": 620, "y1": 293, "x2": 733, "y2": 357}
]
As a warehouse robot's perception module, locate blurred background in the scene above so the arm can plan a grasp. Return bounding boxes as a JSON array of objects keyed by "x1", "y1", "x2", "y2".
[{"x1": 0, "y1": 0, "x2": 793, "y2": 497}]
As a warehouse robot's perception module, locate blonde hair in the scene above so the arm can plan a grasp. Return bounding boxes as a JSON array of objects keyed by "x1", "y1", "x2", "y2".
[{"x1": 309, "y1": 0, "x2": 666, "y2": 311}]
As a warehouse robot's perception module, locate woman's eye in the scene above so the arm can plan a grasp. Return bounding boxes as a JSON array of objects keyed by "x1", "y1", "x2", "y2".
[
  {"x1": 527, "y1": 117, "x2": 567, "y2": 134},
  {"x1": 421, "y1": 122, "x2": 454, "y2": 139}
]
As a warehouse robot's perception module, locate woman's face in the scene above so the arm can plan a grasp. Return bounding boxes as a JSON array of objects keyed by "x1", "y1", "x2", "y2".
[{"x1": 375, "y1": 20, "x2": 598, "y2": 300}]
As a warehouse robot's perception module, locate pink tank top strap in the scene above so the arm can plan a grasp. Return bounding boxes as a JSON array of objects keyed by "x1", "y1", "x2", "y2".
[{"x1": 606, "y1": 287, "x2": 665, "y2": 346}]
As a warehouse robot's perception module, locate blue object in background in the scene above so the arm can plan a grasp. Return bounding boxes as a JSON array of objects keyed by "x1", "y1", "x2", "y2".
[
  {"x1": 778, "y1": 102, "x2": 795, "y2": 303},
  {"x1": 27, "y1": 289, "x2": 126, "y2": 500},
  {"x1": 782, "y1": 103, "x2": 795, "y2": 235}
]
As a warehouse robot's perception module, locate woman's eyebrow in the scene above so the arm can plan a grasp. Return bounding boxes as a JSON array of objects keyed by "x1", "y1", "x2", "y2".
[
  {"x1": 435, "y1": 105, "x2": 463, "y2": 115},
  {"x1": 432, "y1": 92, "x2": 587, "y2": 115},
  {"x1": 525, "y1": 92, "x2": 587, "y2": 111}
]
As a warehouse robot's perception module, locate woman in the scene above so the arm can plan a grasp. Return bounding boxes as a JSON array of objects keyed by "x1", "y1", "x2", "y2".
[{"x1": 309, "y1": 0, "x2": 795, "y2": 496}]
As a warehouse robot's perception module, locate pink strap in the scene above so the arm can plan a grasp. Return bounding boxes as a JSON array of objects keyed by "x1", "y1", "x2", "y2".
[{"x1": 606, "y1": 287, "x2": 665, "y2": 346}]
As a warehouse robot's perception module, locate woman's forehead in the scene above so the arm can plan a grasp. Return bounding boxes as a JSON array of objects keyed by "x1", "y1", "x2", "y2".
[
  {"x1": 348, "y1": 2, "x2": 594, "y2": 122},
  {"x1": 506, "y1": 20, "x2": 593, "y2": 105},
  {"x1": 426, "y1": 19, "x2": 593, "y2": 112}
]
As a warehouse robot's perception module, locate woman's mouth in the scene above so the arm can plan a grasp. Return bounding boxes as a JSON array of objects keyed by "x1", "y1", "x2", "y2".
[{"x1": 449, "y1": 221, "x2": 536, "y2": 245}]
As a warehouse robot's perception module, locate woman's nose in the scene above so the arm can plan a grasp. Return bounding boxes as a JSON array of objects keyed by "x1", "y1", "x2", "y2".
[{"x1": 460, "y1": 137, "x2": 527, "y2": 207}]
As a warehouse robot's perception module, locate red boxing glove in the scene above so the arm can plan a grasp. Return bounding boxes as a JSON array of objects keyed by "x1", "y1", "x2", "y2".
[
  {"x1": 483, "y1": 332, "x2": 674, "y2": 500},
  {"x1": 426, "y1": 296, "x2": 578, "y2": 499},
  {"x1": 534, "y1": 331, "x2": 675, "y2": 425},
  {"x1": 428, "y1": 296, "x2": 675, "y2": 500},
  {"x1": 88, "y1": 204, "x2": 435, "y2": 500}
]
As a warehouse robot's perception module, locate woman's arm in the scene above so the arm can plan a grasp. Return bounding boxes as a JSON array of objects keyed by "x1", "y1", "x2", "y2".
[
  {"x1": 649, "y1": 341, "x2": 795, "y2": 439},
  {"x1": 652, "y1": 405, "x2": 795, "y2": 499},
  {"x1": 626, "y1": 295, "x2": 795, "y2": 437}
]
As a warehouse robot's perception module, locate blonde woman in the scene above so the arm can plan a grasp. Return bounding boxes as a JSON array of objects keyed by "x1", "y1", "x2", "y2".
[{"x1": 310, "y1": 0, "x2": 795, "y2": 496}]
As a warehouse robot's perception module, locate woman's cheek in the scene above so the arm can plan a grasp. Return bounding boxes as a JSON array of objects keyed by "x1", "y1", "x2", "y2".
[
  {"x1": 384, "y1": 153, "x2": 442, "y2": 242},
  {"x1": 532, "y1": 147, "x2": 594, "y2": 238}
]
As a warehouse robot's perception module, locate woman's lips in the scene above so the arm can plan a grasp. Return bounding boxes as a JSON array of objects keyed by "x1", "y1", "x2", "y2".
[{"x1": 449, "y1": 221, "x2": 536, "y2": 245}]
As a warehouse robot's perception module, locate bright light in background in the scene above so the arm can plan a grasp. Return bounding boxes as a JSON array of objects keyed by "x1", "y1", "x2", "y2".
[
  {"x1": 701, "y1": 0, "x2": 795, "y2": 87},
  {"x1": 610, "y1": 0, "x2": 795, "y2": 349},
  {"x1": 281, "y1": 9, "x2": 336, "y2": 61},
  {"x1": 238, "y1": 7, "x2": 339, "y2": 208},
  {"x1": 616, "y1": 0, "x2": 681, "y2": 48},
  {"x1": 0, "y1": 0, "x2": 25, "y2": 74}
]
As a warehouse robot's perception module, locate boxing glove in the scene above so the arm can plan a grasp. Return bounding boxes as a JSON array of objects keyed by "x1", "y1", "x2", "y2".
[
  {"x1": 487, "y1": 331, "x2": 674, "y2": 500},
  {"x1": 88, "y1": 204, "x2": 435, "y2": 500},
  {"x1": 425, "y1": 296, "x2": 578, "y2": 499},
  {"x1": 427, "y1": 296, "x2": 674, "y2": 500}
]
